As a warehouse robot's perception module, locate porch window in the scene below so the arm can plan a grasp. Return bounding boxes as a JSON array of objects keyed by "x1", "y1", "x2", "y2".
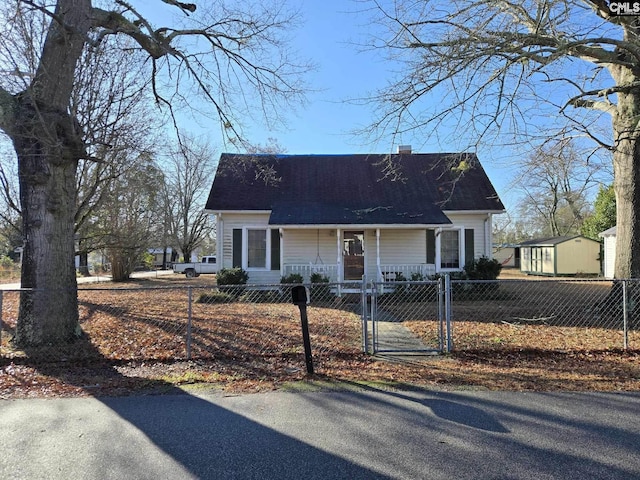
[
  {"x1": 441, "y1": 230, "x2": 460, "y2": 269},
  {"x1": 247, "y1": 229, "x2": 267, "y2": 268}
]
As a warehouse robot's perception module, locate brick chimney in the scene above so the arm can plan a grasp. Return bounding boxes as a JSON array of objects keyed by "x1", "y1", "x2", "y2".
[{"x1": 397, "y1": 145, "x2": 412, "y2": 154}]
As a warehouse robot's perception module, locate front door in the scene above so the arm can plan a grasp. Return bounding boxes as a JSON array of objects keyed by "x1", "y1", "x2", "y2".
[{"x1": 343, "y1": 231, "x2": 365, "y2": 280}]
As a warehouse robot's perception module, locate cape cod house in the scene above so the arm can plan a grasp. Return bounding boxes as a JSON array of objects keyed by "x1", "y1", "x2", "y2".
[{"x1": 205, "y1": 151, "x2": 505, "y2": 285}]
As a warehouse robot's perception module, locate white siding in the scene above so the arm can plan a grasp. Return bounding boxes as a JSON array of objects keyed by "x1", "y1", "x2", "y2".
[
  {"x1": 283, "y1": 229, "x2": 338, "y2": 266},
  {"x1": 365, "y1": 229, "x2": 426, "y2": 275},
  {"x1": 446, "y1": 213, "x2": 491, "y2": 258},
  {"x1": 377, "y1": 229, "x2": 426, "y2": 264},
  {"x1": 216, "y1": 211, "x2": 494, "y2": 282},
  {"x1": 218, "y1": 213, "x2": 281, "y2": 284},
  {"x1": 219, "y1": 213, "x2": 270, "y2": 270},
  {"x1": 603, "y1": 235, "x2": 616, "y2": 279}
]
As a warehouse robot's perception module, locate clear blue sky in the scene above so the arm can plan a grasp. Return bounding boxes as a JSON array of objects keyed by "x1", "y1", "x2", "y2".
[
  {"x1": 250, "y1": 1, "x2": 517, "y2": 211},
  {"x1": 147, "y1": 0, "x2": 518, "y2": 211}
]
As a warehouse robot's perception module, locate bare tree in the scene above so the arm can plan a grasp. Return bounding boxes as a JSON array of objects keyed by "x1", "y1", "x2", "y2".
[
  {"x1": 0, "y1": 0, "x2": 307, "y2": 346},
  {"x1": 73, "y1": 38, "x2": 162, "y2": 275},
  {"x1": 98, "y1": 155, "x2": 163, "y2": 281},
  {"x1": 0, "y1": 4, "x2": 159, "y2": 275},
  {"x1": 362, "y1": 0, "x2": 640, "y2": 278},
  {"x1": 513, "y1": 140, "x2": 601, "y2": 236},
  {"x1": 163, "y1": 134, "x2": 216, "y2": 262}
]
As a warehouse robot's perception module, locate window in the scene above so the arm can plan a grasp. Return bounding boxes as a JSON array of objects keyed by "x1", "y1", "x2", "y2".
[
  {"x1": 440, "y1": 230, "x2": 460, "y2": 269},
  {"x1": 232, "y1": 228, "x2": 280, "y2": 270},
  {"x1": 428, "y1": 228, "x2": 473, "y2": 270},
  {"x1": 247, "y1": 229, "x2": 267, "y2": 268}
]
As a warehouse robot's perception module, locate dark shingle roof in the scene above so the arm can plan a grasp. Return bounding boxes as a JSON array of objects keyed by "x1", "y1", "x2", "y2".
[{"x1": 205, "y1": 153, "x2": 505, "y2": 225}]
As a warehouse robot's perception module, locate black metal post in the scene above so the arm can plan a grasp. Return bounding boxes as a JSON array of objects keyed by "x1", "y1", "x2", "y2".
[
  {"x1": 292, "y1": 285, "x2": 314, "y2": 374},
  {"x1": 297, "y1": 303, "x2": 314, "y2": 375}
]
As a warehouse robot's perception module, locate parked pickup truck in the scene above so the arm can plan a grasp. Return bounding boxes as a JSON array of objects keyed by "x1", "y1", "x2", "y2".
[{"x1": 172, "y1": 256, "x2": 218, "y2": 278}]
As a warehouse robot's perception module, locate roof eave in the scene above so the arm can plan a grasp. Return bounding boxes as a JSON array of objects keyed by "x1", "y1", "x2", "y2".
[
  {"x1": 268, "y1": 223, "x2": 453, "y2": 229},
  {"x1": 442, "y1": 209, "x2": 506, "y2": 215}
]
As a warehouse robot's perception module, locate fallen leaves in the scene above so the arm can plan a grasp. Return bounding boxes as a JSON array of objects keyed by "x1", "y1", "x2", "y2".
[{"x1": 0, "y1": 275, "x2": 639, "y2": 398}]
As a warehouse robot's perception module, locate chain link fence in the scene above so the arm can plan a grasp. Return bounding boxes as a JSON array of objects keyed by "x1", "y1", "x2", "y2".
[
  {"x1": 0, "y1": 283, "x2": 363, "y2": 369},
  {"x1": 0, "y1": 277, "x2": 638, "y2": 367},
  {"x1": 377, "y1": 277, "x2": 639, "y2": 353}
]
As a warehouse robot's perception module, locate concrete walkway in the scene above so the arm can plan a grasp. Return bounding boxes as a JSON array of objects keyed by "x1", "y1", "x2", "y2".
[
  {"x1": 375, "y1": 321, "x2": 433, "y2": 352},
  {"x1": 372, "y1": 320, "x2": 442, "y2": 364}
]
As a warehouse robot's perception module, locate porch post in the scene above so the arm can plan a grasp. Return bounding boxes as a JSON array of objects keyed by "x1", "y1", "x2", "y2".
[
  {"x1": 336, "y1": 228, "x2": 342, "y2": 283},
  {"x1": 376, "y1": 228, "x2": 381, "y2": 282},
  {"x1": 485, "y1": 214, "x2": 492, "y2": 257},
  {"x1": 435, "y1": 227, "x2": 441, "y2": 274},
  {"x1": 279, "y1": 228, "x2": 284, "y2": 279},
  {"x1": 216, "y1": 213, "x2": 223, "y2": 268}
]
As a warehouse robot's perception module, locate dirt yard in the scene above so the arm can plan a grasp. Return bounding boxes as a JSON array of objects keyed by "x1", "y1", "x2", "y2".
[{"x1": 1, "y1": 272, "x2": 639, "y2": 398}]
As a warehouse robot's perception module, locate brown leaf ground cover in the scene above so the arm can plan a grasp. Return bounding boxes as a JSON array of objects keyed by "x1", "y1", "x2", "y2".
[{"x1": 1, "y1": 274, "x2": 639, "y2": 398}]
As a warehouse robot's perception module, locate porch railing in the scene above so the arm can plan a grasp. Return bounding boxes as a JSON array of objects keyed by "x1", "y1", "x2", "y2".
[
  {"x1": 378, "y1": 264, "x2": 436, "y2": 281},
  {"x1": 283, "y1": 263, "x2": 437, "y2": 283},
  {"x1": 283, "y1": 264, "x2": 339, "y2": 282}
]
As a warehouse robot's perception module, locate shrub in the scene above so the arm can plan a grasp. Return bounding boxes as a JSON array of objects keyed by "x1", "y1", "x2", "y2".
[
  {"x1": 217, "y1": 267, "x2": 249, "y2": 285},
  {"x1": 310, "y1": 272, "x2": 332, "y2": 301},
  {"x1": 281, "y1": 273, "x2": 303, "y2": 284},
  {"x1": 216, "y1": 268, "x2": 248, "y2": 299},
  {"x1": 198, "y1": 291, "x2": 235, "y2": 304},
  {"x1": 310, "y1": 272, "x2": 329, "y2": 283},
  {"x1": 464, "y1": 256, "x2": 503, "y2": 280},
  {"x1": 394, "y1": 272, "x2": 407, "y2": 282},
  {"x1": 410, "y1": 272, "x2": 425, "y2": 281},
  {"x1": 240, "y1": 289, "x2": 285, "y2": 303}
]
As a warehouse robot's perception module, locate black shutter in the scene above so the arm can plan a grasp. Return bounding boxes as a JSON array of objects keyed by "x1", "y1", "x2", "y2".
[
  {"x1": 232, "y1": 229, "x2": 242, "y2": 268},
  {"x1": 465, "y1": 229, "x2": 475, "y2": 265},
  {"x1": 426, "y1": 229, "x2": 435, "y2": 264},
  {"x1": 270, "y1": 229, "x2": 280, "y2": 270}
]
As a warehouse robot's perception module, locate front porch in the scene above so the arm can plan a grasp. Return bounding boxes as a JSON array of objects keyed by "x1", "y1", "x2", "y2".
[{"x1": 279, "y1": 227, "x2": 449, "y2": 285}]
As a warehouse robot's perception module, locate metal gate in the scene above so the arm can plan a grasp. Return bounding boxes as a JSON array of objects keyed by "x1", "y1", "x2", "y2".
[{"x1": 362, "y1": 277, "x2": 452, "y2": 354}]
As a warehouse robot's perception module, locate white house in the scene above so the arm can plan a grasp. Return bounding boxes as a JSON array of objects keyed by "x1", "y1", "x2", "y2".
[
  {"x1": 205, "y1": 151, "x2": 505, "y2": 285},
  {"x1": 599, "y1": 226, "x2": 617, "y2": 279}
]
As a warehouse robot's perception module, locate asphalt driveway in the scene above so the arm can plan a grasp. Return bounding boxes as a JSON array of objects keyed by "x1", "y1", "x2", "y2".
[{"x1": 1, "y1": 388, "x2": 639, "y2": 479}]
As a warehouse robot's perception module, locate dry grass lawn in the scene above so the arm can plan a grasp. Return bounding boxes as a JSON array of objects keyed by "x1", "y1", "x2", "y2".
[{"x1": 1, "y1": 273, "x2": 639, "y2": 398}]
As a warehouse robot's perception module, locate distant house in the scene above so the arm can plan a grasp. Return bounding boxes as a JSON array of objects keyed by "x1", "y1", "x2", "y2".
[
  {"x1": 519, "y1": 236, "x2": 601, "y2": 277},
  {"x1": 599, "y1": 226, "x2": 617, "y2": 279},
  {"x1": 205, "y1": 151, "x2": 505, "y2": 285}
]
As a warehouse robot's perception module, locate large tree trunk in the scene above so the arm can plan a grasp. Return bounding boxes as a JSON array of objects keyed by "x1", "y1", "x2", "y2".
[
  {"x1": 611, "y1": 70, "x2": 640, "y2": 279},
  {"x1": 8, "y1": 0, "x2": 92, "y2": 347},
  {"x1": 13, "y1": 113, "x2": 80, "y2": 345},
  {"x1": 612, "y1": 142, "x2": 640, "y2": 280}
]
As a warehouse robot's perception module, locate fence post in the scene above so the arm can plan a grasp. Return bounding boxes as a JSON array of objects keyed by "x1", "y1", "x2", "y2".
[
  {"x1": 0, "y1": 290, "x2": 3, "y2": 353},
  {"x1": 187, "y1": 286, "x2": 193, "y2": 360},
  {"x1": 623, "y1": 280, "x2": 629, "y2": 351},
  {"x1": 361, "y1": 275, "x2": 368, "y2": 353},
  {"x1": 371, "y1": 280, "x2": 378, "y2": 354},
  {"x1": 437, "y1": 277, "x2": 444, "y2": 352},
  {"x1": 445, "y1": 274, "x2": 453, "y2": 352}
]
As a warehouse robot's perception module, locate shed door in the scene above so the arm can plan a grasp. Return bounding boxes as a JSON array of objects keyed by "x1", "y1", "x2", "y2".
[
  {"x1": 343, "y1": 231, "x2": 365, "y2": 280},
  {"x1": 532, "y1": 247, "x2": 542, "y2": 272}
]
